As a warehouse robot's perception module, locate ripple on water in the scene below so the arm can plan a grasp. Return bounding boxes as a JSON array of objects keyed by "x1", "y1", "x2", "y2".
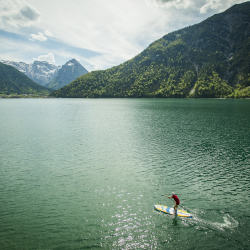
[{"x1": 0, "y1": 99, "x2": 250, "y2": 250}]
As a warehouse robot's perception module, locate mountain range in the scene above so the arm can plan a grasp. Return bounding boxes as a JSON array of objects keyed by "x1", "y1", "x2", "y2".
[
  {"x1": 0, "y1": 60, "x2": 60, "y2": 86},
  {"x1": 51, "y1": 2, "x2": 250, "y2": 98},
  {"x1": 0, "y1": 59, "x2": 88, "y2": 90},
  {"x1": 0, "y1": 62, "x2": 52, "y2": 95},
  {"x1": 44, "y1": 59, "x2": 88, "y2": 90}
]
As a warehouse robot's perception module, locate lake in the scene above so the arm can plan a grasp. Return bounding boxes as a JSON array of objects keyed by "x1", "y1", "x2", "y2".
[{"x1": 0, "y1": 98, "x2": 249, "y2": 249}]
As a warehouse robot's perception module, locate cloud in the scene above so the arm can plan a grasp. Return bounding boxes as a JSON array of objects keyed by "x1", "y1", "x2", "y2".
[
  {"x1": 34, "y1": 53, "x2": 55, "y2": 63},
  {"x1": 199, "y1": 0, "x2": 246, "y2": 13},
  {"x1": 29, "y1": 30, "x2": 54, "y2": 41},
  {"x1": 44, "y1": 30, "x2": 54, "y2": 37},
  {"x1": 146, "y1": 0, "x2": 192, "y2": 8},
  {"x1": 148, "y1": 0, "x2": 246, "y2": 12},
  {"x1": 0, "y1": 30, "x2": 50, "y2": 63},
  {"x1": 0, "y1": 0, "x2": 247, "y2": 71},
  {"x1": 0, "y1": 0, "x2": 41, "y2": 29},
  {"x1": 19, "y1": 4, "x2": 40, "y2": 22},
  {"x1": 29, "y1": 32, "x2": 47, "y2": 41},
  {"x1": 200, "y1": 0, "x2": 223, "y2": 13},
  {"x1": 22, "y1": 0, "x2": 243, "y2": 71}
]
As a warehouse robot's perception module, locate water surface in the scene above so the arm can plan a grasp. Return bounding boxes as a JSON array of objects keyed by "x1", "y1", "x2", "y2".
[{"x1": 0, "y1": 99, "x2": 249, "y2": 249}]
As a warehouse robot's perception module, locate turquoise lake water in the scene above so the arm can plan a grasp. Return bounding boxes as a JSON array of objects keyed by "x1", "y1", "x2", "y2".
[{"x1": 0, "y1": 98, "x2": 250, "y2": 249}]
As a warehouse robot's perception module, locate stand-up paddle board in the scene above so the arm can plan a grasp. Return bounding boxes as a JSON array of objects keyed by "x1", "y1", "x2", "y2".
[{"x1": 154, "y1": 205, "x2": 193, "y2": 218}]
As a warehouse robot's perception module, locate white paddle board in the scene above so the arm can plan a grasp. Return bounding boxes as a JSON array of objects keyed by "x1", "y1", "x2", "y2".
[{"x1": 154, "y1": 205, "x2": 193, "y2": 218}]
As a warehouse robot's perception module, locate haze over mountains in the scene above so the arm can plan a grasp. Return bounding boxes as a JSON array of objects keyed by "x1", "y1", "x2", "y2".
[
  {"x1": 0, "y1": 59, "x2": 88, "y2": 90},
  {"x1": 51, "y1": 2, "x2": 250, "y2": 98}
]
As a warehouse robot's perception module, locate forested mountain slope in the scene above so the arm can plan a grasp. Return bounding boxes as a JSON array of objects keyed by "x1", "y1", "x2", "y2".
[
  {"x1": 0, "y1": 62, "x2": 52, "y2": 95},
  {"x1": 0, "y1": 60, "x2": 60, "y2": 86},
  {"x1": 51, "y1": 2, "x2": 250, "y2": 98}
]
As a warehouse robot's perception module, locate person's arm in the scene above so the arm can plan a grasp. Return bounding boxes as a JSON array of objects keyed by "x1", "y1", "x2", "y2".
[{"x1": 165, "y1": 195, "x2": 172, "y2": 199}]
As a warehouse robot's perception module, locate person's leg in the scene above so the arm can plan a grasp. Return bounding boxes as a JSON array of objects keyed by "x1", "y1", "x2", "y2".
[{"x1": 173, "y1": 204, "x2": 178, "y2": 214}]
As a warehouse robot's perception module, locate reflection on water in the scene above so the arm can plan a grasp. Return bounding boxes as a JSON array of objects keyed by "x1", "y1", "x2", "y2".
[{"x1": 0, "y1": 99, "x2": 249, "y2": 249}]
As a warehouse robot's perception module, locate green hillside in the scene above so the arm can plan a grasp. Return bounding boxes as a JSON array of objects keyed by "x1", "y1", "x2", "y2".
[
  {"x1": 51, "y1": 2, "x2": 250, "y2": 98},
  {"x1": 0, "y1": 62, "x2": 52, "y2": 95}
]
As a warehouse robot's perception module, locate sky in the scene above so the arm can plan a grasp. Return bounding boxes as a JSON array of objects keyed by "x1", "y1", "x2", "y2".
[{"x1": 0, "y1": 0, "x2": 247, "y2": 71}]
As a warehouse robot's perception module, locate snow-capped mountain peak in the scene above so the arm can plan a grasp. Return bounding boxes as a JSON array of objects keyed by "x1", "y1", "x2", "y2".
[
  {"x1": 0, "y1": 60, "x2": 61, "y2": 86},
  {"x1": 0, "y1": 59, "x2": 88, "y2": 89}
]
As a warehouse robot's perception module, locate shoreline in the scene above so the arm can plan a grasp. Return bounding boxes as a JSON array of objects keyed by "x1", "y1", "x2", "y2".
[
  {"x1": 1, "y1": 94, "x2": 249, "y2": 99},
  {"x1": 0, "y1": 94, "x2": 55, "y2": 98}
]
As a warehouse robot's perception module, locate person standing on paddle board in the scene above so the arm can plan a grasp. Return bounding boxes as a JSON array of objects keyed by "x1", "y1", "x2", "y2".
[{"x1": 165, "y1": 192, "x2": 180, "y2": 215}]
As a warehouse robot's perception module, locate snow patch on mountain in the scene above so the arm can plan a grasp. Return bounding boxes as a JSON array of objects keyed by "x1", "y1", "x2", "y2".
[
  {"x1": 0, "y1": 60, "x2": 61, "y2": 86},
  {"x1": 0, "y1": 59, "x2": 88, "y2": 89},
  {"x1": 44, "y1": 59, "x2": 88, "y2": 90}
]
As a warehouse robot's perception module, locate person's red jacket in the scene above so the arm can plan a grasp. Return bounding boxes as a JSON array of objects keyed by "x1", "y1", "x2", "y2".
[{"x1": 171, "y1": 194, "x2": 180, "y2": 205}]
